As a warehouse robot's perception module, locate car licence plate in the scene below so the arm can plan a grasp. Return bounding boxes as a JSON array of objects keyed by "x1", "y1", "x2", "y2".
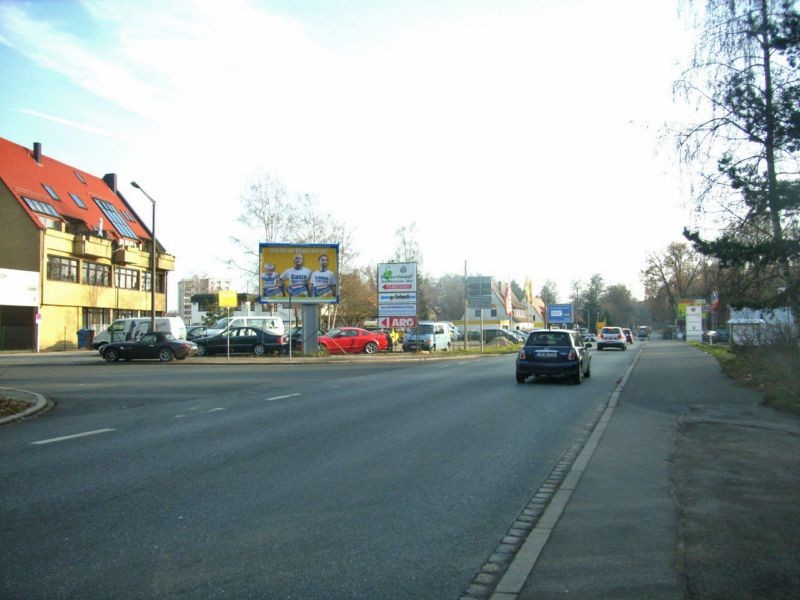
[{"x1": 536, "y1": 351, "x2": 558, "y2": 359}]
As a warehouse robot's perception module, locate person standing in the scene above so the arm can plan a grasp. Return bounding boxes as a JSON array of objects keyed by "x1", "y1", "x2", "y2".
[
  {"x1": 280, "y1": 253, "x2": 312, "y2": 297},
  {"x1": 310, "y1": 254, "x2": 338, "y2": 298}
]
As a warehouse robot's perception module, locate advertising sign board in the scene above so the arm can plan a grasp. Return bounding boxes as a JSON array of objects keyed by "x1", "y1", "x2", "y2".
[
  {"x1": 378, "y1": 263, "x2": 417, "y2": 292},
  {"x1": 378, "y1": 304, "x2": 418, "y2": 317},
  {"x1": 379, "y1": 316, "x2": 417, "y2": 329},
  {"x1": 378, "y1": 292, "x2": 417, "y2": 304},
  {"x1": 259, "y1": 243, "x2": 339, "y2": 304},
  {"x1": 547, "y1": 303, "x2": 574, "y2": 324}
]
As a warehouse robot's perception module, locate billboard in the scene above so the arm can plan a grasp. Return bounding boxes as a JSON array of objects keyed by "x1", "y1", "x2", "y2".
[
  {"x1": 547, "y1": 303, "x2": 573, "y2": 324},
  {"x1": 258, "y1": 243, "x2": 340, "y2": 304}
]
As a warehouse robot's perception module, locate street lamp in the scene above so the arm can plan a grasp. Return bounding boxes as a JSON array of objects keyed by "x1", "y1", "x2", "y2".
[{"x1": 130, "y1": 181, "x2": 156, "y2": 332}]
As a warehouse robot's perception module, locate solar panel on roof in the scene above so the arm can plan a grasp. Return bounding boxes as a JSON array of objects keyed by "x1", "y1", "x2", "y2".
[{"x1": 93, "y1": 197, "x2": 138, "y2": 239}]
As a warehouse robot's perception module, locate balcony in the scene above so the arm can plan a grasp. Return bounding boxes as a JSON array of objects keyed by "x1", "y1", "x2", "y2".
[
  {"x1": 112, "y1": 245, "x2": 149, "y2": 268},
  {"x1": 73, "y1": 235, "x2": 112, "y2": 260}
]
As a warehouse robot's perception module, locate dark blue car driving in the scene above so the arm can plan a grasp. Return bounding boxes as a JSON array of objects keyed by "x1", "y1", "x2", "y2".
[{"x1": 515, "y1": 329, "x2": 592, "y2": 384}]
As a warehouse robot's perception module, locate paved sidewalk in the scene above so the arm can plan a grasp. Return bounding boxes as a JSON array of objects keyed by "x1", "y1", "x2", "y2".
[{"x1": 512, "y1": 340, "x2": 800, "y2": 599}]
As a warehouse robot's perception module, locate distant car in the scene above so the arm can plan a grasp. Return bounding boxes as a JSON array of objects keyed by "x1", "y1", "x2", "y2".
[
  {"x1": 597, "y1": 326, "x2": 627, "y2": 351},
  {"x1": 584, "y1": 332, "x2": 597, "y2": 342},
  {"x1": 516, "y1": 329, "x2": 592, "y2": 384},
  {"x1": 193, "y1": 326, "x2": 287, "y2": 356},
  {"x1": 637, "y1": 326, "x2": 650, "y2": 339},
  {"x1": 101, "y1": 332, "x2": 197, "y2": 362},
  {"x1": 622, "y1": 328, "x2": 634, "y2": 343},
  {"x1": 318, "y1": 327, "x2": 389, "y2": 354},
  {"x1": 468, "y1": 328, "x2": 522, "y2": 344},
  {"x1": 186, "y1": 325, "x2": 211, "y2": 340}
]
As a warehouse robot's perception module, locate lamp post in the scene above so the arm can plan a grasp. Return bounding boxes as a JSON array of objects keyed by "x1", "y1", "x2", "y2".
[{"x1": 130, "y1": 181, "x2": 156, "y2": 332}]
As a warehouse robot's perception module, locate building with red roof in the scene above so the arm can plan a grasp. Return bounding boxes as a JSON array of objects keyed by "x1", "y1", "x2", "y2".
[{"x1": 0, "y1": 136, "x2": 174, "y2": 351}]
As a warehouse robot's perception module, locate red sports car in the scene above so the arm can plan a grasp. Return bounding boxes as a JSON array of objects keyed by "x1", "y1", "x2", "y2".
[{"x1": 317, "y1": 327, "x2": 389, "y2": 355}]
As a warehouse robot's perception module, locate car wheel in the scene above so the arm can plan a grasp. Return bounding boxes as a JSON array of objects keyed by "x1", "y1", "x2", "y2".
[
  {"x1": 158, "y1": 347, "x2": 175, "y2": 362},
  {"x1": 622, "y1": 344, "x2": 627, "y2": 351},
  {"x1": 103, "y1": 348, "x2": 119, "y2": 362},
  {"x1": 516, "y1": 373, "x2": 526, "y2": 384},
  {"x1": 597, "y1": 344, "x2": 604, "y2": 351},
  {"x1": 364, "y1": 341, "x2": 378, "y2": 354},
  {"x1": 585, "y1": 361, "x2": 591, "y2": 378},
  {"x1": 574, "y1": 366, "x2": 583, "y2": 385},
  {"x1": 253, "y1": 344, "x2": 265, "y2": 357},
  {"x1": 196, "y1": 345, "x2": 207, "y2": 357},
  {"x1": 318, "y1": 344, "x2": 330, "y2": 356}
]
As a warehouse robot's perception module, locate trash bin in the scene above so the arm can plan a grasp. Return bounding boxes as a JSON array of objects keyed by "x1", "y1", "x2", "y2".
[{"x1": 76, "y1": 328, "x2": 91, "y2": 349}]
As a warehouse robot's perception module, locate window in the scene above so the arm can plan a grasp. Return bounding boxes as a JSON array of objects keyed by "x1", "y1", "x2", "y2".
[
  {"x1": 74, "y1": 170, "x2": 86, "y2": 184},
  {"x1": 116, "y1": 267, "x2": 139, "y2": 289},
  {"x1": 94, "y1": 197, "x2": 138, "y2": 239},
  {"x1": 115, "y1": 309, "x2": 138, "y2": 319},
  {"x1": 142, "y1": 271, "x2": 165, "y2": 293},
  {"x1": 69, "y1": 192, "x2": 87, "y2": 209},
  {"x1": 491, "y1": 309, "x2": 497, "y2": 317},
  {"x1": 22, "y1": 196, "x2": 61, "y2": 218},
  {"x1": 42, "y1": 184, "x2": 60, "y2": 200},
  {"x1": 47, "y1": 255, "x2": 78, "y2": 282},
  {"x1": 82, "y1": 262, "x2": 111, "y2": 286},
  {"x1": 83, "y1": 307, "x2": 110, "y2": 330}
]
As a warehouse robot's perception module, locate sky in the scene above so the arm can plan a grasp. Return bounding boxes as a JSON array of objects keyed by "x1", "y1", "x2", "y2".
[{"x1": 0, "y1": 0, "x2": 702, "y2": 310}]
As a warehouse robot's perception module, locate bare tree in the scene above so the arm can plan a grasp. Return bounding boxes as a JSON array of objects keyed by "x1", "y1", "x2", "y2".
[
  {"x1": 642, "y1": 242, "x2": 708, "y2": 323},
  {"x1": 675, "y1": 0, "x2": 800, "y2": 320}
]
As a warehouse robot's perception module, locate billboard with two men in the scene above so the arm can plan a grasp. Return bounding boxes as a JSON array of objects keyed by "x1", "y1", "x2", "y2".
[{"x1": 258, "y1": 243, "x2": 340, "y2": 305}]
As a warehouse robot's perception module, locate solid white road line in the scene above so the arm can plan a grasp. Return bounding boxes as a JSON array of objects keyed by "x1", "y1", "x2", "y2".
[{"x1": 31, "y1": 429, "x2": 116, "y2": 445}]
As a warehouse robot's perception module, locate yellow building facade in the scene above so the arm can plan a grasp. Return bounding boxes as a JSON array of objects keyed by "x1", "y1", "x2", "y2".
[{"x1": 0, "y1": 137, "x2": 174, "y2": 351}]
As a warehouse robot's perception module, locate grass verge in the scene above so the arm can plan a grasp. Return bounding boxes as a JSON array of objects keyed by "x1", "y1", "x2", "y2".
[{"x1": 694, "y1": 342, "x2": 800, "y2": 415}]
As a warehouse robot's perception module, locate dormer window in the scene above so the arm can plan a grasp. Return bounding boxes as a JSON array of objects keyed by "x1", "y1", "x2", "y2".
[{"x1": 42, "y1": 184, "x2": 60, "y2": 200}]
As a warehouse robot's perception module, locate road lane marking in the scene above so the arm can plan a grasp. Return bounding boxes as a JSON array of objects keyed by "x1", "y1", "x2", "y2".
[
  {"x1": 32, "y1": 429, "x2": 116, "y2": 445},
  {"x1": 207, "y1": 407, "x2": 226, "y2": 412},
  {"x1": 265, "y1": 393, "x2": 301, "y2": 402}
]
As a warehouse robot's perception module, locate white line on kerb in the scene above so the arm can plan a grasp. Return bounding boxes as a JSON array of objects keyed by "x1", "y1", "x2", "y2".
[
  {"x1": 32, "y1": 429, "x2": 116, "y2": 445},
  {"x1": 265, "y1": 393, "x2": 301, "y2": 402}
]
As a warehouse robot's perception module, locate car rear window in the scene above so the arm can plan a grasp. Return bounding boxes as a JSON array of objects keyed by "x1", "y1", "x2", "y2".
[{"x1": 529, "y1": 332, "x2": 570, "y2": 346}]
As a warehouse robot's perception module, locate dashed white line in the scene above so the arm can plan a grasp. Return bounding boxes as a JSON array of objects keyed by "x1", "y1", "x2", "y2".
[
  {"x1": 32, "y1": 429, "x2": 116, "y2": 445},
  {"x1": 207, "y1": 407, "x2": 226, "y2": 413},
  {"x1": 265, "y1": 393, "x2": 301, "y2": 402}
]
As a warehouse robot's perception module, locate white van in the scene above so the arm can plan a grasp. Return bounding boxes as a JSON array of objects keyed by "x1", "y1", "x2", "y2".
[
  {"x1": 92, "y1": 317, "x2": 187, "y2": 350},
  {"x1": 402, "y1": 321, "x2": 452, "y2": 352},
  {"x1": 205, "y1": 315, "x2": 285, "y2": 336}
]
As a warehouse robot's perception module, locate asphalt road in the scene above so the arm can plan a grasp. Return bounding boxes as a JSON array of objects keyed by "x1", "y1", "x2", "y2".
[{"x1": 0, "y1": 347, "x2": 639, "y2": 599}]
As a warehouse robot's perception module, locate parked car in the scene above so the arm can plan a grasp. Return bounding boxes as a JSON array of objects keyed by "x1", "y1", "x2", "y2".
[
  {"x1": 193, "y1": 326, "x2": 287, "y2": 356},
  {"x1": 318, "y1": 327, "x2": 389, "y2": 354},
  {"x1": 515, "y1": 329, "x2": 592, "y2": 384},
  {"x1": 597, "y1": 326, "x2": 627, "y2": 351},
  {"x1": 467, "y1": 328, "x2": 522, "y2": 344},
  {"x1": 92, "y1": 316, "x2": 187, "y2": 351},
  {"x1": 101, "y1": 332, "x2": 197, "y2": 362},
  {"x1": 622, "y1": 327, "x2": 634, "y2": 343},
  {"x1": 186, "y1": 325, "x2": 211, "y2": 340}
]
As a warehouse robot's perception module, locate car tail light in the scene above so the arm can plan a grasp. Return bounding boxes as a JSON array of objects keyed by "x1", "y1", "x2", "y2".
[
  {"x1": 568, "y1": 349, "x2": 577, "y2": 360},
  {"x1": 518, "y1": 349, "x2": 526, "y2": 359}
]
